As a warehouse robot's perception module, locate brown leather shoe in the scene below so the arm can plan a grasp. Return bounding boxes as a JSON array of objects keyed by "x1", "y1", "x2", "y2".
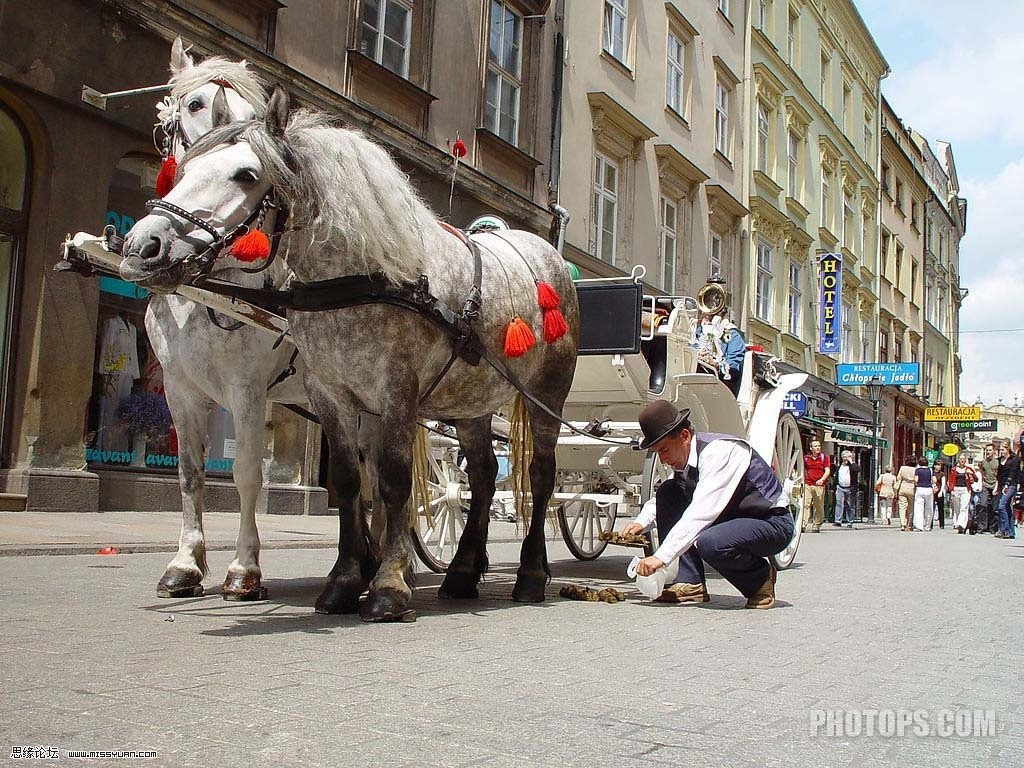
[
  {"x1": 745, "y1": 564, "x2": 776, "y2": 609},
  {"x1": 655, "y1": 582, "x2": 710, "y2": 603}
]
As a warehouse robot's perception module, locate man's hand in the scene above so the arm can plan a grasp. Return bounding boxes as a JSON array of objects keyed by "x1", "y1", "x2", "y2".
[
  {"x1": 815, "y1": 479, "x2": 824, "y2": 486},
  {"x1": 635, "y1": 556, "x2": 664, "y2": 577},
  {"x1": 621, "y1": 522, "x2": 644, "y2": 537}
]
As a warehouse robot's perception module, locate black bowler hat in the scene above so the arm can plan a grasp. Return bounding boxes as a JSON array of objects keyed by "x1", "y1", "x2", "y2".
[{"x1": 637, "y1": 400, "x2": 692, "y2": 450}]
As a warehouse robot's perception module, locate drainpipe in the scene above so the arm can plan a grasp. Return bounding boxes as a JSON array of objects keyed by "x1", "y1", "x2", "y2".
[
  {"x1": 737, "y1": 0, "x2": 753, "y2": 336},
  {"x1": 547, "y1": 0, "x2": 567, "y2": 249}
]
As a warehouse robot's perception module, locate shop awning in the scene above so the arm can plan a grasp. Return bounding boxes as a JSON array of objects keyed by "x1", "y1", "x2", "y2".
[{"x1": 800, "y1": 415, "x2": 889, "y2": 449}]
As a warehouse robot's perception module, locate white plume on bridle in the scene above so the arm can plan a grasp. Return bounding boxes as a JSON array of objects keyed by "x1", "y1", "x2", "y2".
[{"x1": 244, "y1": 109, "x2": 432, "y2": 284}]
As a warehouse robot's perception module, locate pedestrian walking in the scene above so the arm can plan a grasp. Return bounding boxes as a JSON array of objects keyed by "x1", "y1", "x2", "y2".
[
  {"x1": 833, "y1": 450, "x2": 858, "y2": 528},
  {"x1": 894, "y1": 457, "x2": 917, "y2": 531},
  {"x1": 994, "y1": 441, "x2": 1021, "y2": 540},
  {"x1": 947, "y1": 454, "x2": 976, "y2": 534},
  {"x1": 931, "y1": 461, "x2": 947, "y2": 530},
  {"x1": 875, "y1": 465, "x2": 896, "y2": 525},
  {"x1": 977, "y1": 443, "x2": 999, "y2": 534},
  {"x1": 802, "y1": 439, "x2": 831, "y2": 534},
  {"x1": 912, "y1": 457, "x2": 934, "y2": 531}
]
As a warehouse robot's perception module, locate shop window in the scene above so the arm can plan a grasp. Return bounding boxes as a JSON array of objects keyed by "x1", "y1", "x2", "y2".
[
  {"x1": 85, "y1": 154, "x2": 235, "y2": 475},
  {"x1": 0, "y1": 105, "x2": 28, "y2": 464}
]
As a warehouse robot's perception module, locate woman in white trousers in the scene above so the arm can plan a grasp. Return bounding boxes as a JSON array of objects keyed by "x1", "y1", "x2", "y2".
[
  {"x1": 948, "y1": 454, "x2": 976, "y2": 533},
  {"x1": 912, "y1": 457, "x2": 934, "y2": 531}
]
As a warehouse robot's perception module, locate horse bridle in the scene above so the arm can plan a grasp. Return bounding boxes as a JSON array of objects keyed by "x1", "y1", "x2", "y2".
[{"x1": 144, "y1": 192, "x2": 279, "y2": 280}]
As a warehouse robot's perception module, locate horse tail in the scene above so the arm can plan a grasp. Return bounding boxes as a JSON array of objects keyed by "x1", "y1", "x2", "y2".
[
  {"x1": 408, "y1": 424, "x2": 432, "y2": 532},
  {"x1": 508, "y1": 394, "x2": 535, "y2": 532}
]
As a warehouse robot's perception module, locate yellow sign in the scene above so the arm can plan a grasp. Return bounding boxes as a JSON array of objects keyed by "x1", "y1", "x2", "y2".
[
  {"x1": 941, "y1": 443, "x2": 960, "y2": 457},
  {"x1": 924, "y1": 406, "x2": 981, "y2": 422}
]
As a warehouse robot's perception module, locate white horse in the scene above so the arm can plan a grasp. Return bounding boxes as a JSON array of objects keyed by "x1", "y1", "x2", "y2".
[
  {"x1": 120, "y1": 88, "x2": 580, "y2": 621},
  {"x1": 148, "y1": 41, "x2": 306, "y2": 600}
]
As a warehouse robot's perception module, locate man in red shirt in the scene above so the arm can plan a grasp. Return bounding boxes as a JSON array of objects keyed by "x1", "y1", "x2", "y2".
[{"x1": 802, "y1": 439, "x2": 831, "y2": 533}]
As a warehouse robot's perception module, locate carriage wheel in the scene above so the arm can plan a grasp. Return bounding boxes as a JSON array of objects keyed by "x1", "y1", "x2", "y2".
[
  {"x1": 770, "y1": 412, "x2": 805, "y2": 570},
  {"x1": 410, "y1": 446, "x2": 467, "y2": 573},
  {"x1": 556, "y1": 472, "x2": 616, "y2": 560},
  {"x1": 640, "y1": 453, "x2": 673, "y2": 556}
]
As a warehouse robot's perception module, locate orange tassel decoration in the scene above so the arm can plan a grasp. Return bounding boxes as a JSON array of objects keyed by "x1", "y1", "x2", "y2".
[
  {"x1": 230, "y1": 230, "x2": 271, "y2": 262},
  {"x1": 536, "y1": 280, "x2": 560, "y2": 310},
  {"x1": 503, "y1": 317, "x2": 535, "y2": 357},
  {"x1": 155, "y1": 156, "x2": 177, "y2": 197},
  {"x1": 542, "y1": 308, "x2": 568, "y2": 344}
]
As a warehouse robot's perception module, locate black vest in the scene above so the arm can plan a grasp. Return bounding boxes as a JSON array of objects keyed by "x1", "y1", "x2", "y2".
[{"x1": 684, "y1": 432, "x2": 785, "y2": 522}]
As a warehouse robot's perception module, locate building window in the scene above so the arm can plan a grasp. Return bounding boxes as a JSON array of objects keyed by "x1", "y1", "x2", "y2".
[
  {"x1": 864, "y1": 111, "x2": 873, "y2": 158},
  {"x1": 820, "y1": 170, "x2": 830, "y2": 229},
  {"x1": 592, "y1": 153, "x2": 618, "y2": 264},
  {"x1": 756, "y1": 240, "x2": 773, "y2": 322},
  {"x1": 360, "y1": 0, "x2": 412, "y2": 77},
  {"x1": 709, "y1": 232, "x2": 723, "y2": 278},
  {"x1": 879, "y1": 330, "x2": 889, "y2": 362},
  {"x1": 924, "y1": 354, "x2": 934, "y2": 398},
  {"x1": 895, "y1": 243, "x2": 904, "y2": 290},
  {"x1": 843, "y1": 191, "x2": 854, "y2": 249},
  {"x1": 880, "y1": 230, "x2": 889, "y2": 277},
  {"x1": 936, "y1": 363, "x2": 945, "y2": 404},
  {"x1": 910, "y1": 199, "x2": 918, "y2": 230},
  {"x1": 666, "y1": 32, "x2": 685, "y2": 115},
  {"x1": 842, "y1": 83, "x2": 851, "y2": 133},
  {"x1": 925, "y1": 279, "x2": 933, "y2": 322},
  {"x1": 937, "y1": 290, "x2": 946, "y2": 333},
  {"x1": 895, "y1": 179, "x2": 904, "y2": 212},
  {"x1": 485, "y1": 0, "x2": 522, "y2": 146},
  {"x1": 881, "y1": 161, "x2": 890, "y2": 196},
  {"x1": 842, "y1": 300, "x2": 852, "y2": 361},
  {"x1": 756, "y1": 101, "x2": 770, "y2": 173},
  {"x1": 861, "y1": 320, "x2": 871, "y2": 364},
  {"x1": 911, "y1": 262, "x2": 918, "y2": 298},
  {"x1": 787, "y1": 262, "x2": 802, "y2": 336},
  {"x1": 603, "y1": 0, "x2": 627, "y2": 62},
  {"x1": 715, "y1": 80, "x2": 730, "y2": 157},
  {"x1": 659, "y1": 196, "x2": 677, "y2": 293},
  {"x1": 819, "y1": 49, "x2": 830, "y2": 104},
  {"x1": 894, "y1": 337, "x2": 903, "y2": 362},
  {"x1": 787, "y1": 8, "x2": 799, "y2": 67},
  {"x1": 757, "y1": 0, "x2": 771, "y2": 31},
  {"x1": 787, "y1": 130, "x2": 799, "y2": 199},
  {"x1": 718, "y1": 0, "x2": 730, "y2": 18}
]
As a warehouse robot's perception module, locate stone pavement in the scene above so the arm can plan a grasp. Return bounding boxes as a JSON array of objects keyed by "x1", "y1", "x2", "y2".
[{"x1": 0, "y1": 524, "x2": 1020, "y2": 768}]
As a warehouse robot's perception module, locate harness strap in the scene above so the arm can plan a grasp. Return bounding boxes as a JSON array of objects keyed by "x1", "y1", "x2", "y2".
[
  {"x1": 206, "y1": 305, "x2": 245, "y2": 331},
  {"x1": 267, "y1": 347, "x2": 301, "y2": 392}
]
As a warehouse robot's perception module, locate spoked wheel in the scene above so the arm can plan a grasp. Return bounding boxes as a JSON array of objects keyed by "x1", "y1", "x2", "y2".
[
  {"x1": 410, "y1": 445, "x2": 468, "y2": 573},
  {"x1": 770, "y1": 412, "x2": 805, "y2": 570},
  {"x1": 640, "y1": 453, "x2": 673, "y2": 557},
  {"x1": 556, "y1": 471, "x2": 617, "y2": 560}
]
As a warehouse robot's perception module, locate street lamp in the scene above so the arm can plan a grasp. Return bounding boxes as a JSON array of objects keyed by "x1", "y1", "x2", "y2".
[{"x1": 866, "y1": 375, "x2": 885, "y2": 521}]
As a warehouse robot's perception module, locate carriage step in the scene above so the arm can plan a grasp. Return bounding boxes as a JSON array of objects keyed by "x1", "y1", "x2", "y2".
[{"x1": 0, "y1": 493, "x2": 27, "y2": 512}]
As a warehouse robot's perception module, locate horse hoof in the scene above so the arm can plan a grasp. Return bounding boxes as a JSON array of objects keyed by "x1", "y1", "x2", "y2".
[
  {"x1": 511, "y1": 576, "x2": 547, "y2": 603},
  {"x1": 314, "y1": 578, "x2": 364, "y2": 615},
  {"x1": 438, "y1": 570, "x2": 480, "y2": 600},
  {"x1": 221, "y1": 572, "x2": 265, "y2": 601},
  {"x1": 359, "y1": 589, "x2": 414, "y2": 623},
  {"x1": 157, "y1": 569, "x2": 204, "y2": 598}
]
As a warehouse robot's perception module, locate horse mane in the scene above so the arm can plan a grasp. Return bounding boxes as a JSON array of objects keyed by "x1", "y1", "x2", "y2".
[
  {"x1": 246, "y1": 110, "x2": 433, "y2": 283},
  {"x1": 169, "y1": 56, "x2": 267, "y2": 117}
]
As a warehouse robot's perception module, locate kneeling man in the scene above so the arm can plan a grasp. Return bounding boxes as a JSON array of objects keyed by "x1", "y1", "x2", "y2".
[{"x1": 623, "y1": 400, "x2": 793, "y2": 608}]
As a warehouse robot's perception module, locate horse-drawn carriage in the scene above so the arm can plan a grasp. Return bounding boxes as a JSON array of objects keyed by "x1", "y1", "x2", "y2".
[{"x1": 60, "y1": 44, "x2": 803, "y2": 619}]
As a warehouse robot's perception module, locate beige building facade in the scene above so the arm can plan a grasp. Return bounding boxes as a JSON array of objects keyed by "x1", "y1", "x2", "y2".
[{"x1": 557, "y1": 0, "x2": 748, "y2": 300}]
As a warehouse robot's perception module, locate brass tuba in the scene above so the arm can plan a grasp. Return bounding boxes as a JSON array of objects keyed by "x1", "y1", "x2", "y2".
[{"x1": 696, "y1": 278, "x2": 728, "y2": 316}]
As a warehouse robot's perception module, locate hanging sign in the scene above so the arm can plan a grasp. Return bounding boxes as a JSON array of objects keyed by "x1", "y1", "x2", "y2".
[
  {"x1": 835, "y1": 362, "x2": 920, "y2": 386},
  {"x1": 941, "y1": 443, "x2": 960, "y2": 457},
  {"x1": 818, "y1": 253, "x2": 842, "y2": 354},
  {"x1": 924, "y1": 406, "x2": 981, "y2": 422},
  {"x1": 782, "y1": 391, "x2": 807, "y2": 417},
  {"x1": 946, "y1": 420, "x2": 997, "y2": 433}
]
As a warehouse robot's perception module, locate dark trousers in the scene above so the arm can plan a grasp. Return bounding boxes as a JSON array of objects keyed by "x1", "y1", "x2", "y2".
[
  {"x1": 935, "y1": 496, "x2": 945, "y2": 529},
  {"x1": 655, "y1": 479, "x2": 793, "y2": 598}
]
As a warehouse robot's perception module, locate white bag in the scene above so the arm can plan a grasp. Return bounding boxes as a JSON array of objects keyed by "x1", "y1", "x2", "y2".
[
  {"x1": 970, "y1": 480, "x2": 982, "y2": 493},
  {"x1": 627, "y1": 556, "x2": 679, "y2": 600}
]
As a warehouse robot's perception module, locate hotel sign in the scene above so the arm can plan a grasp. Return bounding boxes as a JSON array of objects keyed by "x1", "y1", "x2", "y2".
[{"x1": 817, "y1": 253, "x2": 842, "y2": 354}]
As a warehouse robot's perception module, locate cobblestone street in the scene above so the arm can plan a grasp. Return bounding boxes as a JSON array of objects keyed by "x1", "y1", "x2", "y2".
[{"x1": 1, "y1": 523, "x2": 1020, "y2": 767}]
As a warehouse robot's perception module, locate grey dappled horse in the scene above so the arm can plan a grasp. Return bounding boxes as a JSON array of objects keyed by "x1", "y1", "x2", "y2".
[
  {"x1": 119, "y1": 87, "x2": 580, "y2": 621},
  {"x1": 148, "y1": 42, "x2": 305, "y2": 600}
]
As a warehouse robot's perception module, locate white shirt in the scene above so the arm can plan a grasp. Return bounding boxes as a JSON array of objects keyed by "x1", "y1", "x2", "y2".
[
  {"x1": 634, "y1": 438, "x2": 790, "y2": 564},
  {"x1": 837, "y1": 464, "x2": 852, "y2": 488}
]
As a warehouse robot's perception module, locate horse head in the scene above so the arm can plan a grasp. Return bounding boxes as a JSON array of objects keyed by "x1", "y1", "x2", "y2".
[
  {"x1": 159, "y1": 38, "x2": 266, "y2": 159},
  {"x1": 121, "y1": 88, "x2": 289, "y2": 291}
]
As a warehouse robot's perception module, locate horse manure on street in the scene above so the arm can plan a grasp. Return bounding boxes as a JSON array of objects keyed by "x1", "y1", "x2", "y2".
[
  {"x1": 559, "y1": 585, "x2": 626, "y2": 603},
  {"x1": 598, "y1": 531, "x2": 649, "y2": 548}
]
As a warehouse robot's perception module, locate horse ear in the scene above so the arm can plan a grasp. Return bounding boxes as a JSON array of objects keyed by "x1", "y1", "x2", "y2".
[
  {"x1": 211, "y1": 86, "x2": 234, "y2": 128},
  {"x1": 170, "y1": 37, "x2": 194, "y2": 73},
  {"x1": 266, "y1": 85, "x2": 290, "y2": 136}
]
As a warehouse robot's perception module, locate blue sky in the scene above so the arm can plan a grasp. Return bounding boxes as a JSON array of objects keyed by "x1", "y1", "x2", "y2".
[{"x1": 856, "y1": 0, "x2": 1024, "y2": 407}]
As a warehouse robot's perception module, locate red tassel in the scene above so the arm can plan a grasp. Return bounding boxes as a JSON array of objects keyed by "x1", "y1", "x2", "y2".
[
  {"x1": 452, "y1": 138, "x2": 467, "y2": 158},
  {"x1": 230, "y1": 230, "x2": 271, "y2": 262},
  {"x1": 155, "y1": 156, "x2": 177, "y2": 197},
  {"x1": 503, "y1": 317, "x2": 535, "y2": 357},
  {"x1": 542, "y1": 308, "x2": 568, "y2": 344},
  {"x1": 536, "y1": 280, "x2": 560, "y2": 310}
]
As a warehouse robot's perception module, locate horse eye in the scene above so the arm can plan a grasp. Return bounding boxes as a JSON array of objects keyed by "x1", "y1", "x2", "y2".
[
  {"x1": 233, "y1": 169, "x2": 259, "y2": 185},
  {"x1": 187, "y1": 99, "x2": 203, "y2": 113}
]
